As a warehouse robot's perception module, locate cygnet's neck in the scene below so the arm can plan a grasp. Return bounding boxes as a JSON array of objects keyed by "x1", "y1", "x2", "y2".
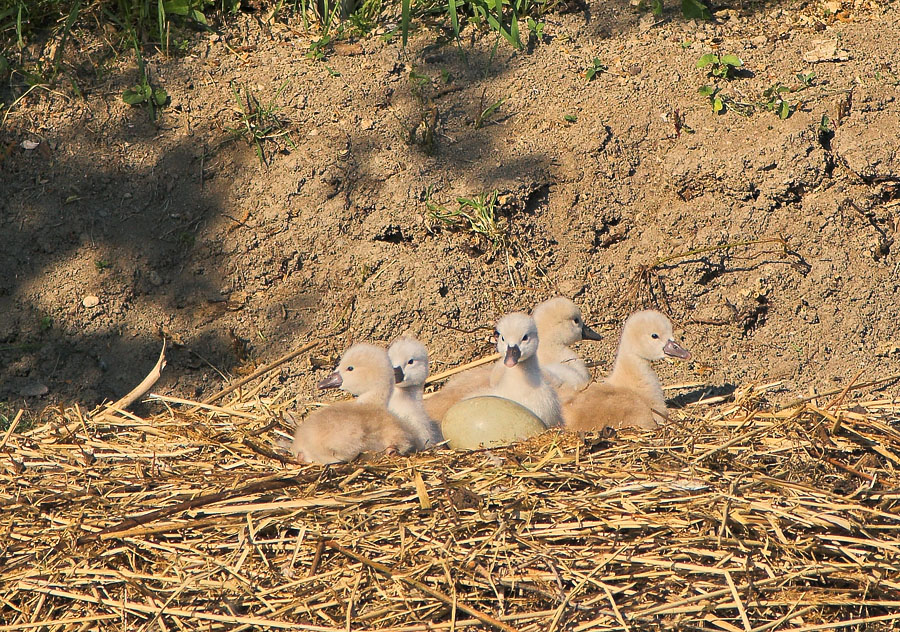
[
  {"x1": 356, "y1": 381, "x2": 393, "y2": 407},
  {"x1": 498, "y1": 353, "x2": 544, "y2": 389},
  {"x1": 607, "y1": 350, "x2": 665, "y2": 409},
  {"x1": 537, "y1": 338, "x2": 576, "y2": 366}
]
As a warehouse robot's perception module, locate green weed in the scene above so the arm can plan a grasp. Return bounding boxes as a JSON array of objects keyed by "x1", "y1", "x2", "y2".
[
  {"x1": 474, "y1": 90, "x2": 504, "y2": 129},
  {"x1": 227, "y1": 81, "x2": 295, "y2": 166},
  {"x1": 426, "y1": 190, "x2": 508, "y2": 254},
  {"x1": 584, "y1": 58, "x2": 606, "y2": 82},
  {"x1": 697, "y1": 53, "x2": 743, "y2": 79}
]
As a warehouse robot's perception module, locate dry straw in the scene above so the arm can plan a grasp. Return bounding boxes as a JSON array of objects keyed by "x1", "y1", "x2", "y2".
[{"x1": 2, "y1": 353, "x2": 899, "y2": 631}]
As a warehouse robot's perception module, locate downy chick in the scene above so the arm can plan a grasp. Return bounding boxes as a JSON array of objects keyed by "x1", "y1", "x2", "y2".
[
  {"x1": 564, "y1": 310, "x2": 691, "y2": 431},
  {"x1": 388, "y1": 337, "x2": 443, "y2": 450},
  {"x1": 529, "y1": 296, "x2": 603, "y2": 402},
  {"x1": 290, "y1": 343, "x2": 416, "y2": 464},
  {"x1": 480, "y1": 312, "x2": 562, "y2": 427},
  {"x1": 425, "y1": 297, "x2": 600, "y2": 420}
]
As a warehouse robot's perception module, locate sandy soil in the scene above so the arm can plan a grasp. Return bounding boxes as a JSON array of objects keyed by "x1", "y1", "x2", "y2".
[{"x1": 1, "y1": 0, "x2": 898, "y2": 415}]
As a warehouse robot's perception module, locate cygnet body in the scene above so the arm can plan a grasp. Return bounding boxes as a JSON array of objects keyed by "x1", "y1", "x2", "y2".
[
  {"x1": 564, "y1": 310, "x2": 691, "y2": 431},
  {"x1": 290, "y1": 343, "x2": 416, "y2": 464},
  {"x1": 425, "y1": 297, "x2": 599, "y2": 420},
  {"x1": 479, "y1": 312, "x2": 562, "y2": 427},
  {"x1": 388, "y1": 337, "x2": 443, "y2": 450}
]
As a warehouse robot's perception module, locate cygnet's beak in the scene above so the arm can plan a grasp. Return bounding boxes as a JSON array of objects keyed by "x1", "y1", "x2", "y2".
[
  {"x1": 318, "y1": 371, "x2": 343, "y2": 390},
  {"x1": 504, "y1": 345, "x2": 521, "y2": 367},
  {"x1": 393, "y1": 366, "x2": 405, "y2": 384},
  {"x1": 581, "y1": 323, "x2": 603, "y2": 341},
  {"x1": 663, "y1": 339, "x2": 691, "y2": 361}
]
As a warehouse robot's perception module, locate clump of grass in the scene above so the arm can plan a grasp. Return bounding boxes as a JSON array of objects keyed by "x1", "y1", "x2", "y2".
[
  {"x1": 426, "y1": 190, "x2": 508, "y2": 254},
  {"x1": 226, "y1": 81, "x2": 295, "y2": 166}
]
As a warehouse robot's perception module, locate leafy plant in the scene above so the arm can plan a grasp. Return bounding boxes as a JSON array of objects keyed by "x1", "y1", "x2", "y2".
[
  {"x1": 762, "y1": 83, "x2": 792, "y2": 119},
  {"x1": 306, "y1": 35, "x2": 333, "y2": 61},
  {"x1": 585, "y1": 58, "x2": 606, "y2": 82},
  {"x1": 697, "y1": 85, "x2": 753, "y2": 116},
  {"x1": 227, "y1": 81, "x2": 295, "y2": 165},
  {"x1": 564, "y1": 114, "x2": 577, "y2": 123},
  {"x1": 426, "y1": 190, "x2": 508, "y2": 254},
  {"x1": 681, "y1": 0, "x2": 711, "y2": 20},
  {"x1": 122, "y1": 44, "x2": 168, "y2": 119},
  {"x1": 474, "y1": 91, "x2": 505, "y2": 129},
  {"x1": 525, "y1": 16, "x2": 544, "y2": 40},
  {"x1": 697, "y1": 53, "x2": 743, "y2": 79}
]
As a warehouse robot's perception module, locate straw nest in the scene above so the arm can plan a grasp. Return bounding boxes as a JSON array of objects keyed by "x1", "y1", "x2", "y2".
[{"x1": 2, "y1": 361, "x2": 900, "y2": 632}]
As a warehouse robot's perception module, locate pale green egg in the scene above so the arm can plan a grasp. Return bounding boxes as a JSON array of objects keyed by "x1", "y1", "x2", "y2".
[{"x1": 441, "y1": 396, "x2": 548, "y2": 450}]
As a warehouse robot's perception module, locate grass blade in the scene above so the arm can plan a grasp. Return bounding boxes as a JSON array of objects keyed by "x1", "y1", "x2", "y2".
[{"x1": 401, "y1": 0, "x2": 410, "y2": 46}]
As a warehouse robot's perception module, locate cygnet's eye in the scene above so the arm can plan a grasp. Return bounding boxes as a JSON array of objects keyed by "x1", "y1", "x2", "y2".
[
  {"x1": 574, "y1": 318, "x2": 581, "y2": 325},
  {"x1": 407, "y1": 359, "x2": 415, "y2": 365},
  {"x1": 522, "y1": 334, "x2": 530, "y2": 341},
  {"x1": 651, "y1": 333, "x2": 659, "y2": 340},
  {"x1": 346, "y1": 366, "x2": 354, "y2": 371}
]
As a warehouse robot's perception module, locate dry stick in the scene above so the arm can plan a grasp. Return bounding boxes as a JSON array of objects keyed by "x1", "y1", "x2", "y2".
[
  {"x1": 95, "y1": 340, "x2": 167, "y2": 420},
  {"x1": 324, "y1": 540, "x2": 519, "y2": 632},
  {"x1": 426, "y1": 353, "x2": 500, "y2": 385},
  {"x1": 692, "y1": 420, "x2": 782, "y2": 464},
  {"x1": 724, "y1": 570, "x2": 752, "y2": 632},
  {"x1": 824, "y1": 457, "x2": 874, "y2": 482},
  {"x1": 0, "y1": 410, "x2": 23, "y2": 451},
  {"x1": 777, "y1": 372, "x2": 900, "y2": 411},
  {"x1": 825, "y1": 368, "x2": 865, "y2": 410},
  {"x1": 749, "y1": 605, "x2": 818, "y2": 632},
  {"x1": 15, "y1": 581, "x2": 333, "y2": 631},
  {"x1": 195, "y1": 340, "x2": 321, "y2": 410},
  {"x1": 77, "y1": 473, "x2": 306, "y2": 545}
]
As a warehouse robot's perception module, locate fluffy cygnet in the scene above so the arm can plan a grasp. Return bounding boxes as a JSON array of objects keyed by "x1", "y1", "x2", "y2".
[
  {"x1": 479, "y1": 312, "x2": 562, "y2": 427},
  {"x1": 528, "y1": 296, "x2": 603, "y2": 400},
  {"x1": 564, "y1": 310, "x2": 691, "y2": 431},
  {"x1": 425, "y1": 296, "x2": 599, "y2": 420},
  {"x1": 290, "y1": 343, "x2": 416, "y2": 464},
  {"x1": 388, "y1": 337, "x2": 443, "y2": 450}
]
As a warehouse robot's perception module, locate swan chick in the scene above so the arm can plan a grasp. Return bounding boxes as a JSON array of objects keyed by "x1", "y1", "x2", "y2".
[
  {"x1": 388, "y1": 337, "x2": 443, "y2": 450},
  {"x1": 290, "y1": 343, "x2": 416, "y2": 464},
  {"x1": 483, "y1": 312, "x2": 562, "y2": 427},
  {"x1": 564, "y1": 310, "x2": 690, "y2": 431},
  {"x1": 425, "y1": 296, "x2": 600, "y2": 420},
  {"x1": 530, "y1": 296, "x2": 603, "y2": 396}
]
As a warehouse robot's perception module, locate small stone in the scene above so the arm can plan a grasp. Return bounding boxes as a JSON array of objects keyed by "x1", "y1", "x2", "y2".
[
  {"x1": 82, "y1": 295, "x2": 100, "y2": 308},
  {"x1": 148, "y1": 271, "x2": 163, "y2": 286},
  {"x1": 361, "y1": 119, "x2": 375, "y2": 130},
  {"x1": 750, "y1": 35, "x2": 767, "y2": 47},
  {"x1": 20, "y1": 383, "x2": 49, "y2": 397}
]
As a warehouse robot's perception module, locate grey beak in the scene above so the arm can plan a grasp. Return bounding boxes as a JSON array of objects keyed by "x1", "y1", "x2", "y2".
[
  {"x1": 663, "y1": 339, "x2": 691, "y2": 361},
  {"x1": 393, "y1": 366, "x2": 405, "y2": 384},
  {"x1": 581, "y1": 323, "x2": 603, "y2": 341},
  {"x1": 318, "y1": 371, "x2": 343, "y2": 390},
  {"x1": 504, "y1": 345, "x2": 521, "y2": 367}
]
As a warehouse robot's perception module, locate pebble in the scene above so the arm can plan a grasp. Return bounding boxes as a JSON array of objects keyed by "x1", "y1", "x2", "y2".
[
  {"x1": 82, "y1": 295, "x2": 100, "y2": 308},
  {"x1": 20, "y1": 383, "x2": 49, "y2": 397},
  {"x1": 441, "y1": 396, "x2": 547, "y2": 450}
]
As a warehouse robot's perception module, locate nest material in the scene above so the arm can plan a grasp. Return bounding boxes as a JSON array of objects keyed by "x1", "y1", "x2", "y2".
[{"x1": 2, "y1": 379, "x2": 900, "y2": 632}]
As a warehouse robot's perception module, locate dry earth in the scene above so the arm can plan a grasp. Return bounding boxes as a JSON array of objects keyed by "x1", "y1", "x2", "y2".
[{"x1": 1, "y1": 0, "x2": 898, "y2": 416}]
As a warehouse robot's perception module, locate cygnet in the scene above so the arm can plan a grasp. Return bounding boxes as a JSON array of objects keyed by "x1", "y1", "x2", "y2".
[
  {"x1": 425, "y1": 296, "x2": 600, "y2": 420},
  {"x1": 290, "y1": 343, "x2": 416, "y2": 464},
  {"x1": 529, "y1": 296, "x2": 603, "y2": 401},
  {"x1": 388, "y1": 337, "x2": 443, "y2": 450},
  {"x1": 479, "y1": 312, "x2": 562, "y2": 427},
  {"x1": 564, "y1": 310, "x2": 691, "y2": 431}
]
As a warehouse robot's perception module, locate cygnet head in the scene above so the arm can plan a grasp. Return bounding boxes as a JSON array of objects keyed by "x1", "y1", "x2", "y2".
[
  {"x1": 532, "y1": 296, "x2": 602, "y2": 346},
  {"x1": 318, "y1": 343, "x2": 394, "y2": 397},
  {"x1": 620, "y1": 310, "x2": 691, "y2": 362},
  {"x1": 388, "y1": 337, "x2": 429, "y2": 388},
  {"x1": 494, "y1": 312, "x2": 540, "y2": 368}
]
